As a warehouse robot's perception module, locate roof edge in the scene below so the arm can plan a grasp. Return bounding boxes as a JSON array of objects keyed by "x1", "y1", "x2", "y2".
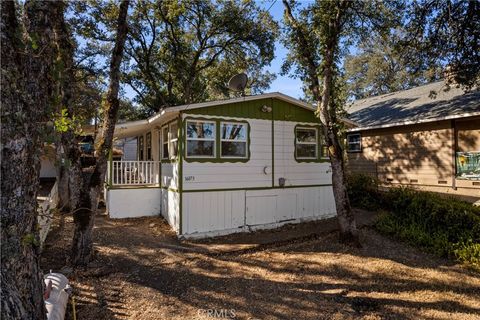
[
  {"x1": 165, "y1": 92, "x2": 314, "y2": 113},
  {"x1": 347, "y1": 111, "x2": 480, "y2": 132}
]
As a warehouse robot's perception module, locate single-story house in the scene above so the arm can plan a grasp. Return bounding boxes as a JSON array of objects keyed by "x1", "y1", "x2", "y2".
[
  {"x1": 346, "y1": 80, "x2": 480, "y2": 198},
  {"x1": 106, "y1": 93, "x2": 340, "y2": 238}
]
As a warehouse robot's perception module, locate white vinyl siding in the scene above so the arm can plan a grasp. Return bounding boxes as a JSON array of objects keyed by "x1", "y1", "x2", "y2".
[
  {"x1": 275, "y1": 121, "x2": 331, "y2": 186},
  {"x1": 182, "y1": 115, "x2": 271, "y2": 190}
]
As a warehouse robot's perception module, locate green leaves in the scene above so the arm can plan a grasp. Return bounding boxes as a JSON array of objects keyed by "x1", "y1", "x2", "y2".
[
  {"x1": 123, "y1": 0, "x2": 278, "y2": 113},
  {"x1": 52, "y1": 108, "x2": 81, "y2": 134}
]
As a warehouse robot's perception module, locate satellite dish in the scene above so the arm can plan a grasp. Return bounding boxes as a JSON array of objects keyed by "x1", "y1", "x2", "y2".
[{"x1": 228, "y1": 73, "x2": 248, "y2": 95}]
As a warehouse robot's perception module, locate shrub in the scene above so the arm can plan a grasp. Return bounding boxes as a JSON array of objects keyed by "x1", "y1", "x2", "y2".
[
  {"x1": 347, "y1": 173, "x2": 383, "y2": 210},
  {"x1": 375, "y1": 187, "x2": 480, "y2": 269}
]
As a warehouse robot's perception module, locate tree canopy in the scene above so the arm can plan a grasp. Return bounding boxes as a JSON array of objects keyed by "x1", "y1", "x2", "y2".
[
  {"x1": 72, "y1": 0, "x2": 278, "y2": 117},
  {"x1": 343, "y1": 0, "x2": 479, "y2": 100},
  {"x1": 344, "y1": 31, "x2": 443, "y2": 100}
]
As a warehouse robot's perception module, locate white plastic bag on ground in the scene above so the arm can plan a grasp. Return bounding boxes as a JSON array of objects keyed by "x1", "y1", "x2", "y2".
[{"x1": 44, "y1": 272, "x2": 70, "y2": 320}]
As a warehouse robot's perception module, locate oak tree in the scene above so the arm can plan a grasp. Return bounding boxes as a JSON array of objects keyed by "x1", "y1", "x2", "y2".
[
  {"x1": 1, "y1": 1, "x2": 58, "y2": 318},
  {"x1": 282, "y1": 0, "x2": 401, "y2": 245}
]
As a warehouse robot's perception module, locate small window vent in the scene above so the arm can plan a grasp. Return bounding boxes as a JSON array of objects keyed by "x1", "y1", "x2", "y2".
[
  {"x1": 472, "y1": 182, "x2": 480, "y2": 186},
  {"x1": 438, "y1": 180, "x2": 448, "y2": 184},
  {"x1": 386, "y1": 178, "x2": 394, "y2": 182},
  {"x1": 410, "y1": 179, "x2": 418, "y2": 183}
]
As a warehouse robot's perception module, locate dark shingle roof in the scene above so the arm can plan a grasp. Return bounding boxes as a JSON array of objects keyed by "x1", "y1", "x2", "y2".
[{"x1": 347, "y1": 81, "x2": 480, "y2": 128}]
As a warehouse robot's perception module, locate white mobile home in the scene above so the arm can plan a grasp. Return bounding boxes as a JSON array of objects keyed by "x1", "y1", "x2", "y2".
[{"x1": 106, "y1": 93, "x2": 337, "y2": 238}]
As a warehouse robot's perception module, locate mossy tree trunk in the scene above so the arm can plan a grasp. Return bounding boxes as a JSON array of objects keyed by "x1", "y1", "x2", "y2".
[
  {"x1": 1, "y1": 1, "x2": 57, "y2": 318},
  {"x1": 70, "y1": 0, "x2": 130, "y2": 267}
]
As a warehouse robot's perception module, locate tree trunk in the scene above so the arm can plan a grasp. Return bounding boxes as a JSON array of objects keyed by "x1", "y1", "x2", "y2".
[
  {"x1": 282, "y1": 0, "x2": 359, "y2": 246},
  {"x1": 51, "y1": 0, "x2": 83, "y2": 214},
  {"x1": 1, "y1": 1, "x2": 56, "y2": 319},
  {"x1": 318, "y1": 4, "x2": 360, "y2": 246},
  {"x1": 70, "y1": 0, "x2": 130, "y2": 267}
]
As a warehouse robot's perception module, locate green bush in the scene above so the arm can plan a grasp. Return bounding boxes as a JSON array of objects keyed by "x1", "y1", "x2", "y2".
[
  {"x1": 375, "y1": 187, "x2": 480, "y2": 269},
  {"x1": 347, "y1": 173, "x2": 383, "y2": 210}
]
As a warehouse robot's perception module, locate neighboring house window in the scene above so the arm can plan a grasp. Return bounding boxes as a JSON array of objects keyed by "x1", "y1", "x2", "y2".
[
  {"x1": 146, "y1": 132, "x2": 152, "y2": 160},
  {"x1": 346, "y1": 133, "x2": 362, "y2": 152},
  {"x1": 169, "y1": 122, "x2": 178, "y2": 159},
  {"x1": 221, "y1": 122, "x2": 247, "y2": 158},
  {"x1": 161, "y1": 126, "x2": 169, "y2": 159},
  {"x1": 295, "y1": 127, "x2": 318, "y2": 159},
  {"x1": 186, "y1": 120, "x2": 215, "y2": 158},
  {"x1": 138, "y1": 135, "x2": 144, "y2": 160},
  {"x1": 456, "y1": 151, "x2": 480, "y2": 180}
]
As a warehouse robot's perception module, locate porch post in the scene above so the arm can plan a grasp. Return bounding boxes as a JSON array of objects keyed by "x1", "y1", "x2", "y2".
[{"x1": 108, "y1": 148, "x2": 113, "y2": 187}]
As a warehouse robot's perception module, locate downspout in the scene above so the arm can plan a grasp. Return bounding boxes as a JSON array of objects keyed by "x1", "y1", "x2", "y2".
[{"x1": 451, "y1": 119, "x2": 457, "y2": 190}]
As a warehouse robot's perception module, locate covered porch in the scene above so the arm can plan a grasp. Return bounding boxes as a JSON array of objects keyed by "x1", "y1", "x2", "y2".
[{"x1": 104, "y1": 108, "x2": 181, "y2": 230}]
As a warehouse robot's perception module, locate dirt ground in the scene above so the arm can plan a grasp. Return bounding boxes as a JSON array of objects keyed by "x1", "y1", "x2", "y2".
[{"x1": 41, "y1": 211, "x2": 480, "y2": 320}]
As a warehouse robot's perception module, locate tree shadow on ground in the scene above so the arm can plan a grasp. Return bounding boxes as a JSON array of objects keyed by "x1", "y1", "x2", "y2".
[{"x1": 42, "y1": 214, "x2": 480, "y2": 320}]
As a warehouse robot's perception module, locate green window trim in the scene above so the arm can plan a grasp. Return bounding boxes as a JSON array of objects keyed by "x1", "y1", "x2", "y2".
[
  {"x1": 183, "y1": 116, "x2": 251, "y2": 163},
  {"x1": 294, "y1": 124, "x2": 330, "y2": 163},
  {"x1": 185, "y1": 118, "x2": 217, "y2": 159},
  {"x1": 220, "y1": 121, "x2": 249, "y2": 159}
]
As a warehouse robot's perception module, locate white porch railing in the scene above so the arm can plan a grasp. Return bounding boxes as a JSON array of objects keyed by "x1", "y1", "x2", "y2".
[{"x1": 108, "y1": 161, "x2": 160, "y2": 186}]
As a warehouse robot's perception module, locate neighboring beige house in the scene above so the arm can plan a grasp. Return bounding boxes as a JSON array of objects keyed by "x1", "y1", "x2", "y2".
[{"x1": 346, "y1": 80, "x2": 480, "y2": 198}]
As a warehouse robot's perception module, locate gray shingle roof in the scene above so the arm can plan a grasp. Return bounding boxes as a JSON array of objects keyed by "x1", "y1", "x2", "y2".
[{"x1": 347, "y1": 81, "x2": 480, "y2": 128}]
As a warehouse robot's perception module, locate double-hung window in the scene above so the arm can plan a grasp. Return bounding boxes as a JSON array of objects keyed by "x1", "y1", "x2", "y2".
[
  {"x1": 221, "y1": 122, "x2": 247, "y2": 158},
  {"x1": 346, "y1": 133, "x2": 361, "y2": 152},
  {"x1": 161, "y1": 122, "x2": 178, "y2": 160},
  {"x1": 169, "y1": 122, "x2": 178, "y2": 158},
  {"x1": 186, "y1": 120, "x2": 216, "y2": 158},
  {"x1": 295, "y1": 127, "x2": 318, "y2": 159},
  {"x1": 161, "y1": 126, "x2": 169, "y2": 159}
]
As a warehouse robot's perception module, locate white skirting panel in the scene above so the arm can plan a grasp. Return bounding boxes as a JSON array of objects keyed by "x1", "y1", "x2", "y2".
[
  {"x1": 182, "y1": 190, "x2": 245, "y2": 235},
  {"x1": 107, "y1": 188, "x2": 161, "y2": 219},
  {"x1": 181, "y1": 186, "x2": 336, "y2": 238},
  {"x1": 161, "y1": 189, "x2": 180, "y2": 232}
]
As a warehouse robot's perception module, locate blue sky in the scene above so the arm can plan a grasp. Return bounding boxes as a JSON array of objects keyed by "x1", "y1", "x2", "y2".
[{"x1": 257, "y1": 0, "x2": 306, "y2": 99}]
